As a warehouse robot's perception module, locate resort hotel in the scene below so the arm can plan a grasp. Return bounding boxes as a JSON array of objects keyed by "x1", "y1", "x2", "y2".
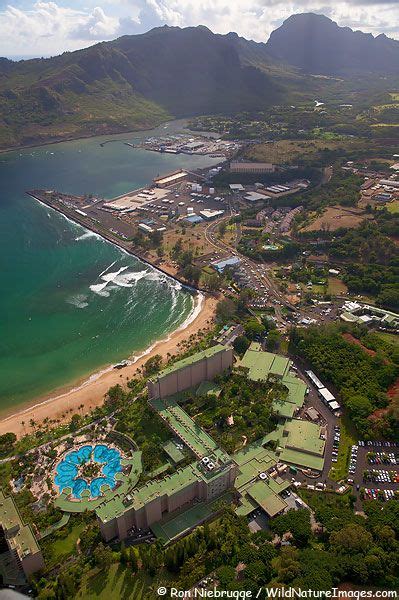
[
  {"x1": 84, "y1": 342, "x2": 324, "y2": 544},
  {"x1": 2, "y1": 341, "x2": 327, "y2": 579}
]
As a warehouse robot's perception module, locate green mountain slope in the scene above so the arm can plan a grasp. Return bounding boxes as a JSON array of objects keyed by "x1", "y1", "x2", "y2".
[
  {"x1": 1, "y1": 16, "x2": 399, "y2": 151},
  {"x1": 0, "y1": 26, "x2": 285, "y2": 150}
]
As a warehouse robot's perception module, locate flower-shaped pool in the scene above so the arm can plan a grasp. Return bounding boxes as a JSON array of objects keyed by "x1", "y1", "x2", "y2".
[{"x1": 54, "y1": 444, "x2": 122, "y2": 499}]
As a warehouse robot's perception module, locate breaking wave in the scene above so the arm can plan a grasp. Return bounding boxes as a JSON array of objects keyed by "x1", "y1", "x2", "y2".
[{"x1": 74, "y1": 231, "x2": 97, "y2": 242}]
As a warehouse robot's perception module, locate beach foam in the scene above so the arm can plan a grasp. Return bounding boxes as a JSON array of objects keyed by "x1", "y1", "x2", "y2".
[
  {"x1": 75, "y1": 231, "x2": 97, "y2": 241},
  {"x1": 67, "y1": 294, "x2": 89, "y2": 309}
]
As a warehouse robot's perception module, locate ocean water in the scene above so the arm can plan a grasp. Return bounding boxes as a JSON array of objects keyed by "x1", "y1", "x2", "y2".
[{"x1": 0, "y1": 121, "x2": 219, "y2": 412}]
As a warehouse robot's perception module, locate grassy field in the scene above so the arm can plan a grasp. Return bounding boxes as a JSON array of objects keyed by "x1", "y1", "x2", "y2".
[
  {"x1": 387, "y1": 200, "x2": 399, "y2": 214},
  {"x1": 301, "y1": 206, "x2": 370, "y2": 232},
  {"x1": 46, "y1": 521, "x2": 86, "y2": 566},
  {"x1": 375, "y1": 332, "x2": 399, "y2": 347},
  {"x1": 310, "y1": 284, "x2": 327, "y2": 295},
  {"x1": 329, "y1": 414, "x2": 357, "y2": 482},
  {"x1": 243, "y1": 139, "x2": 343, "y2": 165},
  {"x1": 75, "y1": 564, "x2": 149, "y2": 600}
]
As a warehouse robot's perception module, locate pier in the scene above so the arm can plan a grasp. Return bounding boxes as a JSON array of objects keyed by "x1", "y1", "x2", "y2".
[{"x1": 26, "y1": 190, "x2": 204, "y2": 294}]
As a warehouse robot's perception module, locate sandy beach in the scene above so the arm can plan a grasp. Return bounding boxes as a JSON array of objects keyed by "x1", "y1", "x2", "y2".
[{"x1": 0, "y1": 294, "x2": 217, "y2": 439}]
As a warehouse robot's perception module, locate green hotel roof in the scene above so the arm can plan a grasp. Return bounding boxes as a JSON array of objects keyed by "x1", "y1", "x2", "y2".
[
  {"x1": 162, "y1": 440, "x2": 185, "y2": 464},
  {"x1": 283, "y1": 419, "x2": 325, "y2": 456},
  {"x1": 96, "y1": 459, "x2": 233, "y2": 523},
  {"x1": 281, "y1": 374, "x2": 307, "y2": 407},
  {"x1": 278, "y1": 448, "x2": 324, "y2": 472},
  {"x1": 235, "y1": 453, "x2": 276, "y2": 490},
  {"x1": 153, "y1": 344, "x2": 228, "y2": 379},
  {"x1": 235, "y1": 492, "x2": 258, "y2": 516},
  {"x1": 97, "y1": 464, "x2": 197, "y2": 522},
  {"x1": 246, "y1": 480, "x2": 287, "y2": 517},
  {"x1": 239, "y1": 343, "x2": 290, "y2": 382},
  {"x1": 271, "y1": 399, "x2": 296, "y2": 419},
  {"x1": 0, "y1": 490, "x2": 40, "y2": 557},
  {"x1": 150, "y1": 396, "x2": 230, "y2": 462},
  {"x1": 271, "y1": 374, "x2": 307, "y2": 418},
  {"x1": 267, "y1": 476, "x2": 291, "y2": 495}
]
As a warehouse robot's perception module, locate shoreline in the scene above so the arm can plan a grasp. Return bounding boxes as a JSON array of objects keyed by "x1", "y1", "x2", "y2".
[
  {"x1": 0, "y1": 121, "x2": 169, "y2": 155},
  {"x1": 28, "y1": 192, "x2": 207, "y2": 294},
  {"x1": 0, "y1": 293, "x2": 217, "y2": 439},
  {"x1": 1, "y1": 135, "x2": 219, "y2": 438},
  {"x1": 0, "y1": 117, "x2": 199, "y2": 156}
]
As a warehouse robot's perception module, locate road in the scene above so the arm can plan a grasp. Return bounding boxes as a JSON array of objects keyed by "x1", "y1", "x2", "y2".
[
  {"x1": 203, "y1": 211, "x2": 326, "y2": 327},
  {"x1": 203, "y1": 216, "x2": 291, "y2": 324}
]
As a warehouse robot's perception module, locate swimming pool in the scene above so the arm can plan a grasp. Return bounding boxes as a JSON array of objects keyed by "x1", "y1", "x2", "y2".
[{"x1": 54, "y1": 444, "x2": 123, "y2": 499}]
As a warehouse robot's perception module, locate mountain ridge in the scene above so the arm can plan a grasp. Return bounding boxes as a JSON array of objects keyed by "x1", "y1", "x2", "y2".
[
  {"x1": 0, "y1": 14, "x2": 398, "y2": 150},
  {"x1": 266, "y1": 13, "x2": 399, "y2": 75}
]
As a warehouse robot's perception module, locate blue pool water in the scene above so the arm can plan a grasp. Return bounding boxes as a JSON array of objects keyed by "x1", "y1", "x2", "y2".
[{"x1": 54, "y1": 444, "x2": 122, "y2": 498}]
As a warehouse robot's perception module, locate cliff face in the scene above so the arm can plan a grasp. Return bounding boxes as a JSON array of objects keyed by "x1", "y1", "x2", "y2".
[{"x1": 266, "y1": 13, "x2": 399, "y2": 75}]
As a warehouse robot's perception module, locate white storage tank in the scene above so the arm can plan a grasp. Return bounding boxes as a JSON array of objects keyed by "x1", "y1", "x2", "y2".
[{"x1": 209, "y1": 187, "x2": 215, "y2": 195}]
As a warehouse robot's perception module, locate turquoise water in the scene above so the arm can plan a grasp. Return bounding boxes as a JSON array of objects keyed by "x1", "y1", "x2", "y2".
[
  {"x1": 0, "y1": 121, "x2": 219, "y2": 412},
  {"x1": 54, "y1": 443, "x2": 122, "y2": 498}
]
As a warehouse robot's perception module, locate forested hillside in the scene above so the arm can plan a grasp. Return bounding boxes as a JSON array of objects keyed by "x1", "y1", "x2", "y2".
[{"x1": 290, "y1": 324, "x2": 399, "y2": 439}]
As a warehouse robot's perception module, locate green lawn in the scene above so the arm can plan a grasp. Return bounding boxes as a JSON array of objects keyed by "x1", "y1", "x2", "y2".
[
  {"x1": 329, "y1": 414, "x2": 357, "y2": 482},
  {"x1": 387, "y1": 200, "x2": 399, "y2": 214},
  {"x1": 311, "y1": 284, "x2": 327, "y2": 295},
  {"x1": 376, "y1": 332, "x2": 399, "y2": 347},
  {"x1": 75, "y1": 564, "x2": 149, "y2": 600},
  {"x1": 47, "y1": 521, "x2": 86, "y2": 565}
]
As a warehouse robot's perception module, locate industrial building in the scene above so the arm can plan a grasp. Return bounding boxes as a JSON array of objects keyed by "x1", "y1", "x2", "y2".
[
  {"x1": 199, "y1": 209, "x2": 224, "y2": 220},
  {"x1": 212, "y1": 256, "x2": 241, "y2": 273},
  {"x1": 305, "y1": 371, "x2": 341, "y2": 416},
  {"x1": 340, "y1": 302, "x2": 399, "y2": 330},
  {"x1": 147, "y1": 345, "x2": 233, "y2": 400},
  {"x1": 379, "y1": 179, "x2": 399, "y2": 189},
  {"x1": 230, "y1": 162, "x2": 275, "y2": 174},
  {"x1": 245, "y1": 191, "x2": 271, "y2": 202},
  {"x1": 229, "y1": 184, "x2": 245, "y2": 193},
  {"x1": 0, "y1": 490, "x2": 44, "y2": 583},
  {"x1": 153, "y1": 170, "x2": 190, "y2": 188}
]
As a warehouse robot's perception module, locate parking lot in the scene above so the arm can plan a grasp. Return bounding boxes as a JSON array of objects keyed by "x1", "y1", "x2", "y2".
[{"x1": 347, "y1": 441, "x2": 399, "y2": 506}]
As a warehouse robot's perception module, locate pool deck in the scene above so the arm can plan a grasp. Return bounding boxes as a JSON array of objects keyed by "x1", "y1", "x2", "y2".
[{"x1": 54, "y1": 452, "x2": 142, "y2": 513}]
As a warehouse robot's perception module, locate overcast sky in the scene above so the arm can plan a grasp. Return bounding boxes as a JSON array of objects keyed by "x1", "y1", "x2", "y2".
[{"x1": 1, "y1": 0, "x2": 398, "y2": 58}]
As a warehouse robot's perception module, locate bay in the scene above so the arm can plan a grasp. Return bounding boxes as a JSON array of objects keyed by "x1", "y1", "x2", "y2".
[{"x1": 0, "y1": 121, "x2": 219, "y2": 412}]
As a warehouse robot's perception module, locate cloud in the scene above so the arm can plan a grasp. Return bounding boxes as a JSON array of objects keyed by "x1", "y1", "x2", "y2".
[
  {"x1": 0, "y1": 0, "x2": 398, "y2": 58},
  {"x1": 0, "y1": 2, "x2": 119, "y2": 56},
  {"x1": 71, "y1": 6, "x2": 119, "y2": 39}
]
